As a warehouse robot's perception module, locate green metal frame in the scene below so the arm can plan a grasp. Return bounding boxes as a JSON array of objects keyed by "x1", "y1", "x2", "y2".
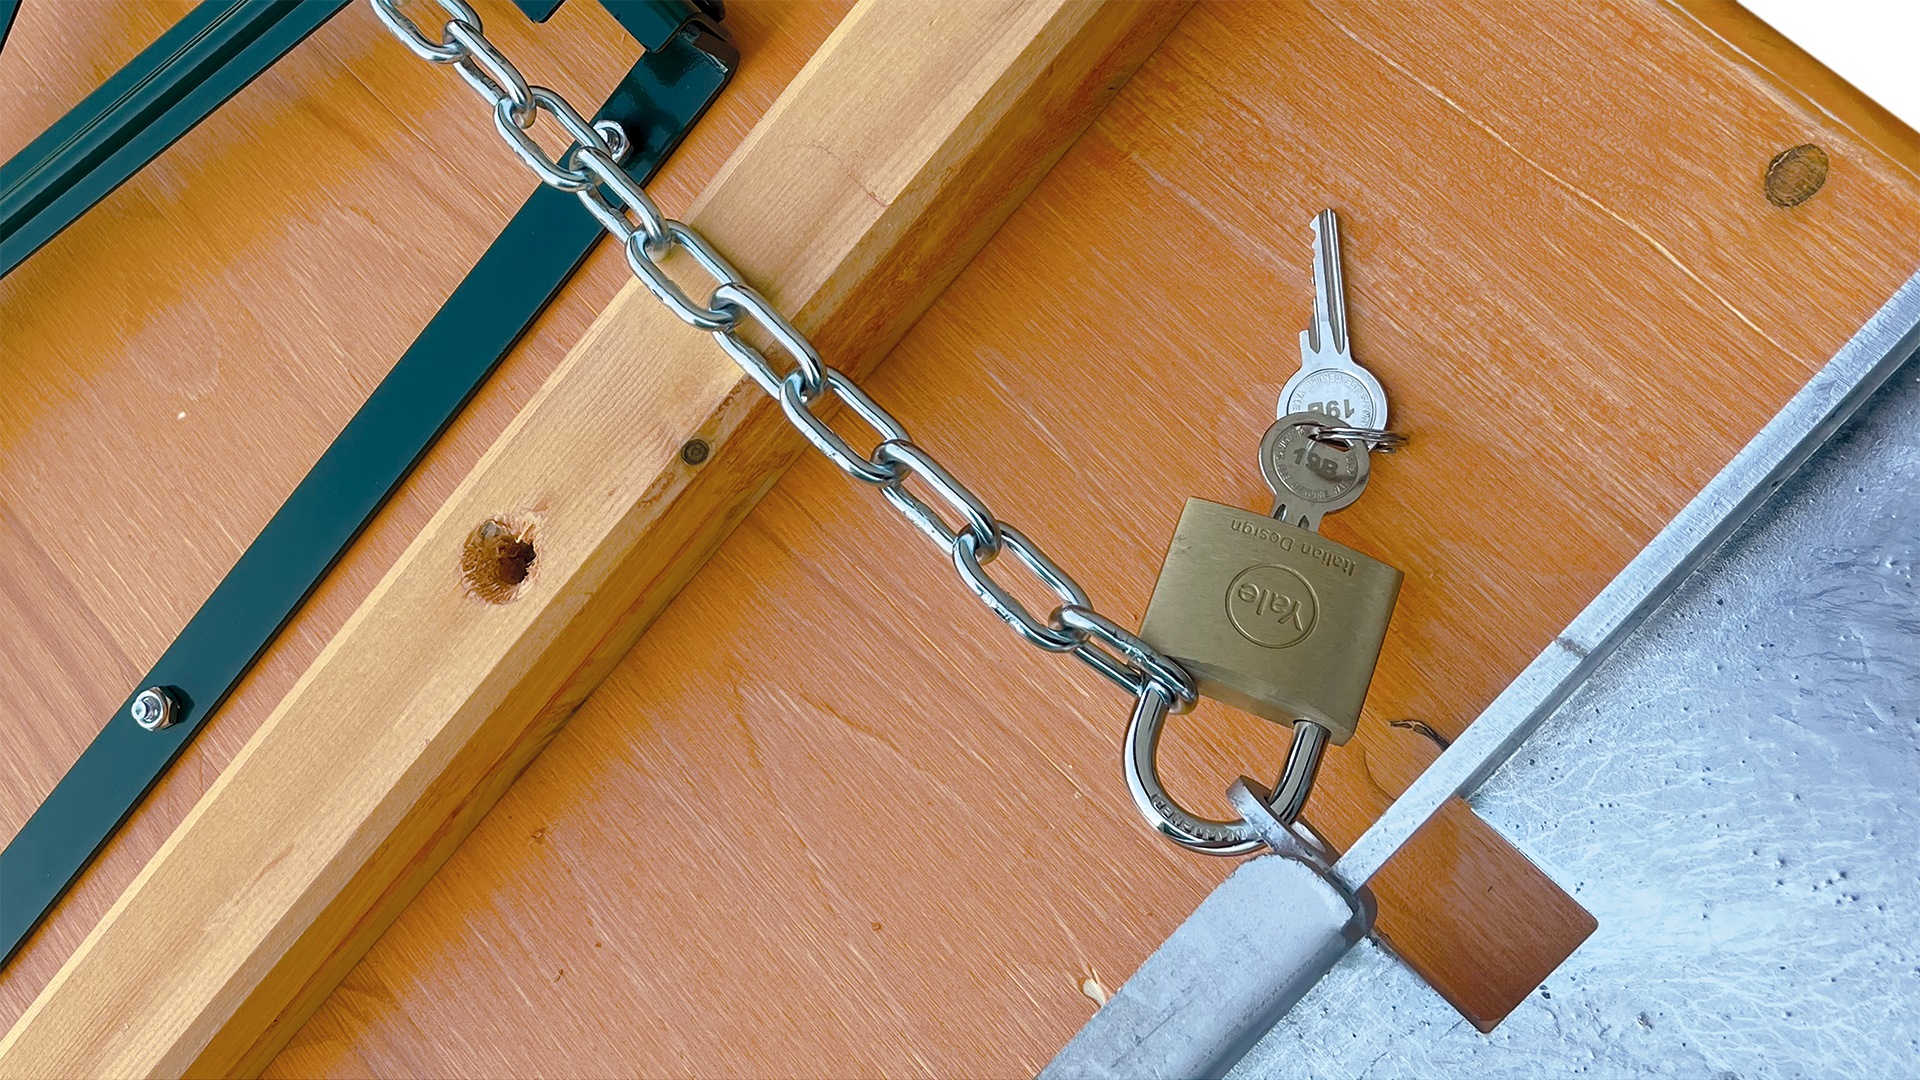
[
  {"x1": 517, "y1": 0, "x2": 727, "y2": 51},
  {"x1": 0, "y1": 1, "x2": 21, "y2": 57},
  {"x1": 0, "y1": 2, "x2": 736, "y2": 968},
  {"x1": 0, "y1": 0, "x2": 350, "y2": 279}
]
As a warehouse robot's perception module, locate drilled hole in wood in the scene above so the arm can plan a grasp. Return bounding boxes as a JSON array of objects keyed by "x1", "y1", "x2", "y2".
[{"x1": 462, "y1": 518, "x2": 537, "y2": 603}]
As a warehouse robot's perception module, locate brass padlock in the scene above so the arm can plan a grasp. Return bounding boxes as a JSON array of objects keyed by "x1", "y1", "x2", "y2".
[
  {"x1": 1140, "y1": 498, "x2": 1401, "y2": 744},
  {"x1": 1124, "y1": 418, "x2": 1402, "y2": 854}
]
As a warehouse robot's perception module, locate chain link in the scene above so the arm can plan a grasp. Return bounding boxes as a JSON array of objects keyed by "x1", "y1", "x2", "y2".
[
  {"x1": 444, "y1": 18, "x2": 534, "y2": 124},
  {"x1": 711, "y1": 283, "x2": 828, "y2": 399},
  {"x1": 372, "y1": 0, "x2": 475, "y2": 63},
  {"x1": 367, "y1": 0, "x2": 1198, "y2": 726},
  {"x1": 873, "y1": 440, "x2": 1001, "y2": 559},
  {"x1": 624, "y1": 221, "x2": 740, "y2": 331},
  {"x1": 499, "y1": 87, "x2": 604, "y2": 190},
  {"x1": 779, "y1": 369, "x2": 909, "y2": 485},
  {"x1": 575, "y1": 144, "x2": 666, "y2": 249},
  {"x1": 1056, "y1": 605, "x2": 1198, "y2": 711}
]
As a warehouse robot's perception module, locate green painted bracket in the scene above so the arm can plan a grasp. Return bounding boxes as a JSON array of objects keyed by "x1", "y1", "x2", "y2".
[
  {"x1": 0, "y1": 5, "x2": 736, "y2": 969},
  {"x1": 0, "y1": 0, "x2": 350, "y2": 279},
  {"x1": 516, "y1": 0, "x2": 728, "y2": 51},
  {"x1": 0, "y1": 0, "x2": 21, "y2": 56}
]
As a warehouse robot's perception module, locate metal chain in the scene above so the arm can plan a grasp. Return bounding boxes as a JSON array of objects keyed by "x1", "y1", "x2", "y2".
[{"x1": 367, "y1": 0, "x2": 1201, "y2": 717}]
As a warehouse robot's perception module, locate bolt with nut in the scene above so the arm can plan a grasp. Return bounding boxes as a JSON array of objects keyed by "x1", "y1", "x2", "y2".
[{"x1": 130, "y1": 687, "x2": 181, "y2": 731}]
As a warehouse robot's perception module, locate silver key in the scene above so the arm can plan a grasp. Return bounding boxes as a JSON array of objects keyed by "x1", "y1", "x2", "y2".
[
  {"x1": 1277, "y1": 209, "x2": 1389, "y2": 432},
  {"x1": 1259, "y1": 413, "x2": 1369, "y2": 532}
]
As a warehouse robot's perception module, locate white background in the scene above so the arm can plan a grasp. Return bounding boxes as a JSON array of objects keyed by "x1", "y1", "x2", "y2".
[{"x1": 1741, "y1": 0, "x2": 1920, "y2": 126}]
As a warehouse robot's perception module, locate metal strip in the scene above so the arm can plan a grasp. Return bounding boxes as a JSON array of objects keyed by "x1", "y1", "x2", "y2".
[
  {"x1": 0, "y1": 0, "x2": 350, "y2": 279},
  {"x1": 1335, "y1": 268, "x2": 1920, "y2": 889},
  {"x1": 1041, "y1": 856, "x2": 1371, "y2": 1080},
  {"x1": 514, "y1": 1, "x2": 728, "y2": 53},
  {"x1": 0, "y1": 187, "x2": 600, "y2": 970},
  {"x1": 0, "y1": 24, "x2": 737, "y2": 969},
  {"x1": 0, "y1": 0, "x2": 20, "y2": 56}
]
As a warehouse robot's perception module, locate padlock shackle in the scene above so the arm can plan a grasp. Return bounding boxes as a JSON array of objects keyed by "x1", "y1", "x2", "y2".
[
  {"x1": 1267, "y1": 720, "x2": 1327, "y2": 824},
  {"x1": 1123, "y1": 684, "x2": 1329, "y2": 856}
]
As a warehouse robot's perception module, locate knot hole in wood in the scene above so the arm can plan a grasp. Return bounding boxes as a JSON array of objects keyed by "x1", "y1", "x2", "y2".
[
  {"x1": 1765, "y1": 143, "x2": 1829, "y2": 207},
  {"x1": 462, "y1": 518, "x2": 537, "y2": 603}
]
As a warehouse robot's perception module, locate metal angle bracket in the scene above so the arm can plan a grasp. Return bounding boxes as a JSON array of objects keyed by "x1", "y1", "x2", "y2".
[{"x1": 0, "y1": 5, "x2": 737, "y2": 969}]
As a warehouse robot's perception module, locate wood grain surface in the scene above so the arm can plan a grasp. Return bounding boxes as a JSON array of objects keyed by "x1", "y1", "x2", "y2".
[
  {"x1": 3, "y1": 0, "x2": 1917, "y2": 1077},
  {"x1": 0, "y1": 0, "x2": 846, "y2": 1047},
  {"x1": 1, "y1": 0, "x2": 1590, "y2": 1058},
  {"x1": 0, "y1": 1, "x2": 1191, "y2": 1075},
  {"x1": 268, "y1": 0, "x2": 1914, "y2": 1071}
]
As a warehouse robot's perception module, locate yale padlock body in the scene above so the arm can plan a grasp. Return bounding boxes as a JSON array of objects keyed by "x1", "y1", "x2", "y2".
[{"x1": 1139, "y1": 498, "x2": 1401, "y2": 744}]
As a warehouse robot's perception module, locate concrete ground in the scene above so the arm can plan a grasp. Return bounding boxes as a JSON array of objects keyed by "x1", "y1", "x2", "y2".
[{"x1": 1235, "y1": 358, "x2": 1919, "y2": 1079}]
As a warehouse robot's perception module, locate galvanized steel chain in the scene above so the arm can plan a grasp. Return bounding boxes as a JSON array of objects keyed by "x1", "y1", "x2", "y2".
[{"x1": 368, "y1": 0, "x2": 1201, "y2": 711}]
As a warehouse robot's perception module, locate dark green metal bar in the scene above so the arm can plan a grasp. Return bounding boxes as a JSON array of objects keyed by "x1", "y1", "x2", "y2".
[
  {"x1": 0, "y1": 0, "x2": 349, "y2": 279},
  {"x1": 0, "y1": 1, "x2": 21, "y2": 57},
  {"x1": 512, "y1": 0, "x2": 567, "y2": 23},
  {"x1": 602, "y1": 21, "x2": 737, "y2": 159},
  {"x1": 514, "y1": 0, "x2": 725, "y2": 52},
  {"x1": 0, "y1": 21, "x2": 736, "y2": 969},
  {"x1": 597, "y1": 0, "x2": 709, "y2": 52},
  {"x1": 0, "y1": 187, "x2": 600, "y2": 970}
]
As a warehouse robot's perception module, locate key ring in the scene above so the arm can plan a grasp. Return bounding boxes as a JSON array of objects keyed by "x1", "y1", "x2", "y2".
[
  {"x1": 1121, "y1": 682, "x2": 1331, "y2": 856},
  {"x1": 1301, "y1": 421, "x2": 1408, "y2": 453}
]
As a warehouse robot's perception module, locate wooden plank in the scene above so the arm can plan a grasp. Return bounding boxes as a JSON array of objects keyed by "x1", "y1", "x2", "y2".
[
  {"x1": 0, "y1": 0, "x2": 826, "y2": 1033},
  {"x1": 0, "y1": 2, "x2": 1189, "y2": 1076},
  {"x1": 254, "y1": 1, "x2": 1915, "y2": 1075},
  {"x1": 0, "y1": 0, "x2": 1590, "y2": 1047}
]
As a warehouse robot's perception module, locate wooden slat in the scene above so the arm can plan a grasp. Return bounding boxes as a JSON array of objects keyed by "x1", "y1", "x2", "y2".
[
  {"x1": 0, "y1": 2, "x2": 1189, "y2": 1076},
  {"x1": 0, "y1": 0, "x2": 816, "y2": 1033}
]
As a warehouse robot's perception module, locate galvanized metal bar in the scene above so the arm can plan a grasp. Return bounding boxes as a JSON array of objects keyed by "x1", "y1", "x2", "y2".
[
  {"x1": 0, "y1": 26, "x2": 737, "y2": 969},
  {"x1": 1237, "y1": 361, "x2": 1920, "y2": 1077},
  {"x1": 1041, "y1": 856, "x2": 1371, "y2": 1080},
  {"x1": 0, "y1": 0, "x2": 349, "y2": 279},
  {"x1": 1335, "y1": 267, "x2": 1920, "y2": 889}
]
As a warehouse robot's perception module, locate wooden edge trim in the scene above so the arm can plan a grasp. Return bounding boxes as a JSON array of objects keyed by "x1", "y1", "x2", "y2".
[{"x1": 1665, "y1": 0, "x2": 1919, "y2": 181}]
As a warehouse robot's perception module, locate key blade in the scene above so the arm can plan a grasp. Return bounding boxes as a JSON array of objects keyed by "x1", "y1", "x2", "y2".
[
  {"x1": 1269, "y1": 498, "x2": 1324, "y2": 532},
  {"x1": 1309, "y1": 209, "x2": 1348, "y2": 358}
]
